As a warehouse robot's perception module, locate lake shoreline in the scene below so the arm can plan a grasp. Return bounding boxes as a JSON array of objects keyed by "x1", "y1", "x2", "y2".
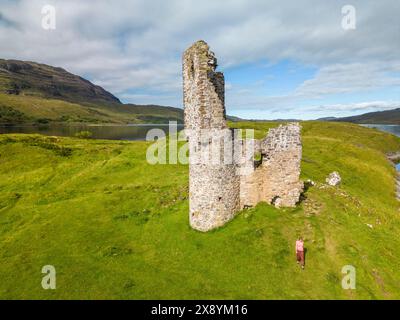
[
  {"x1": 0, "y1": 122, "x2": 183, "y2": 127},
  {"x1": 361, "y1": 124, "x2": 400, "y2": 138},
  {"x1": 1, "y1": 122, "x2": 399, "y2": 142},
  {"x1": 0, "y1": 123, "x2": 181, "y2": 141}
]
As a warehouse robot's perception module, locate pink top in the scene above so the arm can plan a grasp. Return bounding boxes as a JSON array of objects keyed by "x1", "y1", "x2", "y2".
[{"x1": 296, "y1": 240, "x2": 304, "y2": 252}]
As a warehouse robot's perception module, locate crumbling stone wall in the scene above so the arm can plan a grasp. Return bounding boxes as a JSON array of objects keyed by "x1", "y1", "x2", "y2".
[
  {"x1": 240, "y1": 123, "x2": 303, "y2": 208},
  {"x1": 183, "y1": 41, "x2": 240, "y2": 232},
  {"x1": 183, "y1": 41, "x2": 227, "y2": 130},
  {"x1": 183, "y1": 41, "x2": 303, "y2": 232}
]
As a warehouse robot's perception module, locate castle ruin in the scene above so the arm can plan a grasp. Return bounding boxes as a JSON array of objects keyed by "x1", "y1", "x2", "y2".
[{"x1": 183, "y1": 40, "x2": 303, "y2": 232}]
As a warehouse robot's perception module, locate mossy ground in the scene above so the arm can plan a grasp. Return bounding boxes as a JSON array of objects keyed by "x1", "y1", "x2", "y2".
[{"x1": 0, "y1": 121, "x2": 399, "y2": 299}]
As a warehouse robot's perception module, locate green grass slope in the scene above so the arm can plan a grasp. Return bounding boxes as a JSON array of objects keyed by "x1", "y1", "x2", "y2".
[
  {"x1": 0, "y1": 93, "x2": 183, "y2": 124},
  {"x1": 0, "y1": 121, "x2": 399, "y2": 299}
]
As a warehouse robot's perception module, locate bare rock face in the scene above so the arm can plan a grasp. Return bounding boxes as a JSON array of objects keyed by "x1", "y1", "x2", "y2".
[{"x1": 326, "y1": 171, "x2": 341, "y2": 186}]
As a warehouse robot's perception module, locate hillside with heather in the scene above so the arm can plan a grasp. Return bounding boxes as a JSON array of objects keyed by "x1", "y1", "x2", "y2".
[
  {"x1": 0, "y1": 59, "x2": 183, "y2": 125},
  {"x1": 320, "y1": 108, "x2": 400, "y2": 125}
]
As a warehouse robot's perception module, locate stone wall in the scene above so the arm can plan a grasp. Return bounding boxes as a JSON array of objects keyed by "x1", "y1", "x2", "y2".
[
  {"x1": 183, "y1": 40, "x2": 303, "y2": 232},
  {"x1": 183, "y1": 40, "x2": 227, "y2": 130},
  {"x1": 183, "y1": 41, "x2": 240, "y2": 232},
  {"x1": 239, "y1": 123, "x2": 303, "y2": 208}
]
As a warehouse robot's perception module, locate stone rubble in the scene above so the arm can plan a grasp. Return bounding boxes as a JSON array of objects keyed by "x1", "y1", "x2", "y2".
[{"x1": 326, "y1": 171, "x2": 341, "y2": 186}]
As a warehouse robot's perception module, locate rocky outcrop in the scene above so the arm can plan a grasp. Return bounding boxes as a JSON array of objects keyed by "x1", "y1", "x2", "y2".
[{"x1": 326, "y1": 171, "x2": 341, "y2": 186}]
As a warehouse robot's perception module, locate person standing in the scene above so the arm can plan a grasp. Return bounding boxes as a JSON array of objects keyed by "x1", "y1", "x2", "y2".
[{"x1": 296, "y1": 237, "x2": 305, "y2": 269}]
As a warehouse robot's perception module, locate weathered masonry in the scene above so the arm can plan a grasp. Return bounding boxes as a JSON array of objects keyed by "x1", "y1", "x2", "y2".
[{"x1": 183, "y1": 40, "x2": 303, "y2": 232}]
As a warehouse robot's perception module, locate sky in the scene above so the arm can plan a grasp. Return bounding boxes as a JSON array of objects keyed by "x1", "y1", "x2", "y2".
[{"x1": 0, "y1": 0, "x2": 399, "y2": 119}]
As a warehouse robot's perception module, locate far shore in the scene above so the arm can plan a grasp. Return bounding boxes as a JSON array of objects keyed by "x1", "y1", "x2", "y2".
[{"x1": 0, "y1": 122, "x2": 184, "y2": 127}]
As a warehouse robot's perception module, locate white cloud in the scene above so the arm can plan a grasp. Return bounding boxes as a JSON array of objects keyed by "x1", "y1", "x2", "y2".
[
  {"x1": 295, "y1": 62, "x2": 400, "y2": 98},
  {"x1": 302, "y1": 101, "x2": 400, "y2": 113},
  {"x1": 0, "y1": 0, "x2": 399, "y2": 116},
  {"x1": 233, "y1": 101, "x2": 400, "y2": 120}
]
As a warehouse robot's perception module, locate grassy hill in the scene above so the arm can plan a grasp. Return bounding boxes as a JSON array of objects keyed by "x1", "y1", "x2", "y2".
[
  {"x1": 0, "y1": 59, "x2": 183, "y2": 124},
  {"x1": 0, "y1": 93, "x2": 183, "y2": 125},
  {"x1": 0, "y1": 121, "x2": 399, "y2": 299},
  {"x1": 0, "y1": 59, "x2": 121, "y2": 105},
  {"x1": 320, "y1": 108, "x2": 400, "y2": 125}
]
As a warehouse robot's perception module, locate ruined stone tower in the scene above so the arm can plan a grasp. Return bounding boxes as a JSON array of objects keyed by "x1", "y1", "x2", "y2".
[
  {"x1": 183, "y1": 40, "x2": 240, "y2": 232},
  {"x1": 183, "y1": 40, "x2": 303, "y2": 232}
]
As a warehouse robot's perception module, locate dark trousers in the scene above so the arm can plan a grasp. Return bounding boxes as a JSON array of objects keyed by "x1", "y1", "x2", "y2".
[{"x1": 296, "y1": 250, "x2": 305, "y2": 267}]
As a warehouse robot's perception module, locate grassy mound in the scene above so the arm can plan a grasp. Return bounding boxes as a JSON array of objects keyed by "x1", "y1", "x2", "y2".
[
  {"x1": 0, "y1": 121, "x2": 399, "y2": 299},
  {"x1": 0, "y1": 93, "x2": 183, "y2": 125}
]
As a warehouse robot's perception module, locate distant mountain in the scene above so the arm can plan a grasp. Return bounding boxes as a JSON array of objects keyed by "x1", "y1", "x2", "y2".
[
  {"x1": 248, "y1": 118, "x2": 300, "y2": 122},
  {"x1": 226, "y1": 115, "x2": 244, "y2": 122},
  {"x1": 0, "y1": 59, "x2": 183, "y2": 125},
  {"x1": 316, "y1": 116, "x2": 337, "y2": 121},
  {"x1": 319, "y1": 108, "x2": 400, "y2": 125},
  {"x1": 0, "y1": 59, "x2": 121, "y2": 105}
]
